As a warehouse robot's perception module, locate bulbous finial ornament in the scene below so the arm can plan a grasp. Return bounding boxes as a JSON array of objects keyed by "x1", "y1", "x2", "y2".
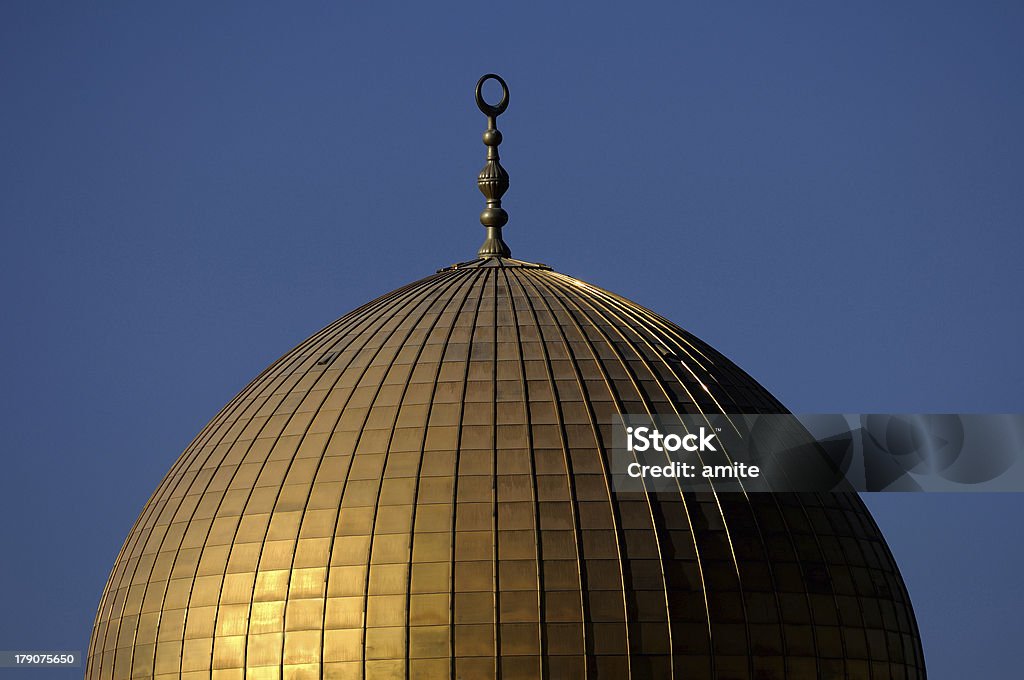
[{"x1": 475, "y1": 74, "x2": 512, "y2": 259}]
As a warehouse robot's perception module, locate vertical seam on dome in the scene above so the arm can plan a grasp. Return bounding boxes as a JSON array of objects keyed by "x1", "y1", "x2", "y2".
[
  {"x1": 393, "y1": 268, "x2": 482, "y2": 679},
  {"x1": 488, "y1": 268, "x2": 502, "y2": 679},
  {"x1": 498, "y1": 265, "x2": 548, "y2": 675},
  {"x1": 514, "y1": 268, "x2": 640, "y2": 678},
  {"x1": 508, "y1": 269, "x2": 594, "y2": 678},
  {"x1": 447, "y1": 269, "x2": 488, "y2": 679}
]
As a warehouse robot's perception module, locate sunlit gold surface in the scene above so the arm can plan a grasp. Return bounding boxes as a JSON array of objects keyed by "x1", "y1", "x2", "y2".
[{"x1": 87, "y1": 258, "x2": 925, "y2": 679}]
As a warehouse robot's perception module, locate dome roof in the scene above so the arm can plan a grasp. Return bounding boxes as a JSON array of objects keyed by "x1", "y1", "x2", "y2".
[
  {"x1": 87, "y1": 75, "x2": 924, "y2": 680},
  {"x1": 87, "y1": 258, "x2": 923, "y2": 680}
]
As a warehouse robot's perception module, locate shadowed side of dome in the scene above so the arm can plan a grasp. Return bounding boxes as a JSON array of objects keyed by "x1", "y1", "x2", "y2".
[{"x1": 87, "y1": 259, "x2": 924, "y2": 680}]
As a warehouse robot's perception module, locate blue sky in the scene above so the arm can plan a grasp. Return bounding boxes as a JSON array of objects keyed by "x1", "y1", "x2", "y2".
[{"x1": 1, "y1": 3, "x2": 1022, "y2": 677}]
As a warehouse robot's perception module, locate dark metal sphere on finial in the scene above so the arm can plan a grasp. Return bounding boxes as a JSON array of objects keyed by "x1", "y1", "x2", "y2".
[{"x1": 475, "y1": 74, "x2": 512, "y2": 259}]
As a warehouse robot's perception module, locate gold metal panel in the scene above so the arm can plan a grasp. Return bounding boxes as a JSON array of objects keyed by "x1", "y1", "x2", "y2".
[
  {"x1": 215, "y1": 604, "x2": 250, "y2": 637},
  {"x1": 454, "y1": 475, "x2": 491, "y2": 502},
  {"x1": 409, "y1": 593, "x2": 449, "y2": 626},
  {"x1": 285, "y1": 599, "x2": 325, "y2": 632},
  {"x1": 131, "y1": 643, "x2": 155, "y2": 677},
  {"x1": 498, "y1": 560, "x2": 538, "y2": 592},
  {"x1": 366, "y1": 594, "x2": 407, "y2": 627},
  {"x1": 375, "y1": 505, "x2": 413, "y2": 534},
  {"x1": 409, "y1": 626, "x2": 449, "y2": 659},
  {"x1": 497, "y1": 501, "x2": 534, "y2": 531},
  {"x1": 455, "y1": 502, "x2": 491, "y2": 532},
  {"x1": 324, "y1": 597, "x2": 364, "y2": 629},
  {"x1": 413, "y1": 504, "x2": 452, "y2": 533},
  {"x1": 211, "y1": 669, "x2": 244, "y2": 680},
  {"x1": 212, "y1": 635, "x2": 245, "y2": 670},
  {"x1": 282, "y1": 663, "x2": 320, "y2": 680},
  {"x1": 454, "y1": 531, "x2": 492, "y2": 561},
  {"x1": 496, "y1": 475, "x2": 532, "y2": 502},
  {"x1": 454, "y1": 591, "x2": 494, "y2": 624},
  {"x1": 180, "y1": 636, "x2": 213, "y2": 672},
  {"x1": 365, "y1": 626, "x2": 405, "y2": 660},
  {"x1": 321, "y1": 661, "x2": 361, "y2": 679},
  {"x1": 368, "y1": 563, "x2": 408, "y2": 595},
  {"x1": 276, "y1": 483, "x2": 312, "y2": 512},
  {"x1": 293, "y1": 537, "x2": 331, "y2": 568},
  {"x1": 298, "y1": 509, "x2": 339, "y2": 539},
  {"x1": 259, "y1": 540, "x2": 296, "y2": 570},
  {"x1": 499, "y1": 623, "x2": 540, "y2": 656},
  {"x1": 137, "y1": 612, "x2": 159, "y2": 644},
  {"x1": 254, "y1": 570, "x2": 290, "y2": 602},
  {"x1": 241, "y1": 667, "x2": 280, "y2": 680},
  {"x1": 249, "y1": 601, "x2": 285, "y2": 635},
  {"x1": 283, "y1": 630, "x2": 322, "y2": 665},
  {"x1": 410, "y1": 562, "x2": 450, "y2": 594},
  {"x1": 455, "y1": 624, "x2": 495, "y2": 657},
  {"x1": 412, "y1": 533, "x2": 450, "y2": 563},
  {"x1": 246, "y1": 631, "x2": 283, "y2": 667},
  {"x1": 370, "y1": 534, "x2": 411, "y2": 564},
  {"x1": 156, "y1": 608, "x2": 185, "y2": 642},
  {"x1": 153, "y1": 641, "x2": 182, "y2": 675},
  {"x1": 289, "y1": 567, "x2": 326, "y2": 599},
  {"x1": 335, "y1": 507, "x2": 372, "y2": 540},
  {"x1": 183, "y1": 606, "x2": 217, "y2": 639},
  {"x1": 330, "y1": 536, "x2": 370, "y2": 565},
  {"x1": 163, "y1": 579, "x2": 192, "y2": 610},
  {"x1": 499, "y1": 591, "x2": 539, "y2": 623},
  {"x1": 455, "y1": 657, "x2": 495, "y2": 680},
  {"x1": 544, "y1": 622, "x2": 583, "y2": 655},
  {"x1": 363, "y1": 659, "x2": 405, "y2": 680},
  {"x1": 497, "y1": 530, "x2": 535, "y2": 560},
  {"x1": 454, "y1": 560, "x2": 493, "y2": 592},
  {"x1": 235, "y1": 514, "x2": 271, "y2": 543},
  {"x1": 416, "y1": 476, "x2": 454, "y2": 503},
  {"x1": 326, "y1": 565, "x2": 366, "y2": 598},
  {"x1": 220, "y1": 572, "x2": 256, "y2": 604},
  {"x1": 196, "y1": 545, "x2": 231, "y2": 576}
]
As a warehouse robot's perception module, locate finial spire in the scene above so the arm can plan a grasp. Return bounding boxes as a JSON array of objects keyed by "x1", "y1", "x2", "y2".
[{"x1": 475, "y1": 74, "x2": 511, "y2": 259}]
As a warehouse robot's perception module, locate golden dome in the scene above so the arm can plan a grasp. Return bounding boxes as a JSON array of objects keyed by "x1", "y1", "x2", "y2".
[
  {"x1": 87, "y1": 75, "x2": 924, "y2": 679},
  {"x1": 87, "y1": 258, "x2": 923, "y2": 680}
]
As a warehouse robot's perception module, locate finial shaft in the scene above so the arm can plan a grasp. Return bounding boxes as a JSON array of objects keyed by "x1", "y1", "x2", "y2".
[{"x1": 475, "y1": 74, "x2": 511, "y2": 259}]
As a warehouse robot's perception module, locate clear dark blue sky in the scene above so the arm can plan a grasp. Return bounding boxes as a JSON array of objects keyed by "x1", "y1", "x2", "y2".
[{"x1": 2, "y1": 3, "x2": 1021, "y2": 678}]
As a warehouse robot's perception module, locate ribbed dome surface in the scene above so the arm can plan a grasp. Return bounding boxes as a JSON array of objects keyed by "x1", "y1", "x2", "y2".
[{"x1": 87, "y1": 257, "x2": 924, "y2": 680}]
